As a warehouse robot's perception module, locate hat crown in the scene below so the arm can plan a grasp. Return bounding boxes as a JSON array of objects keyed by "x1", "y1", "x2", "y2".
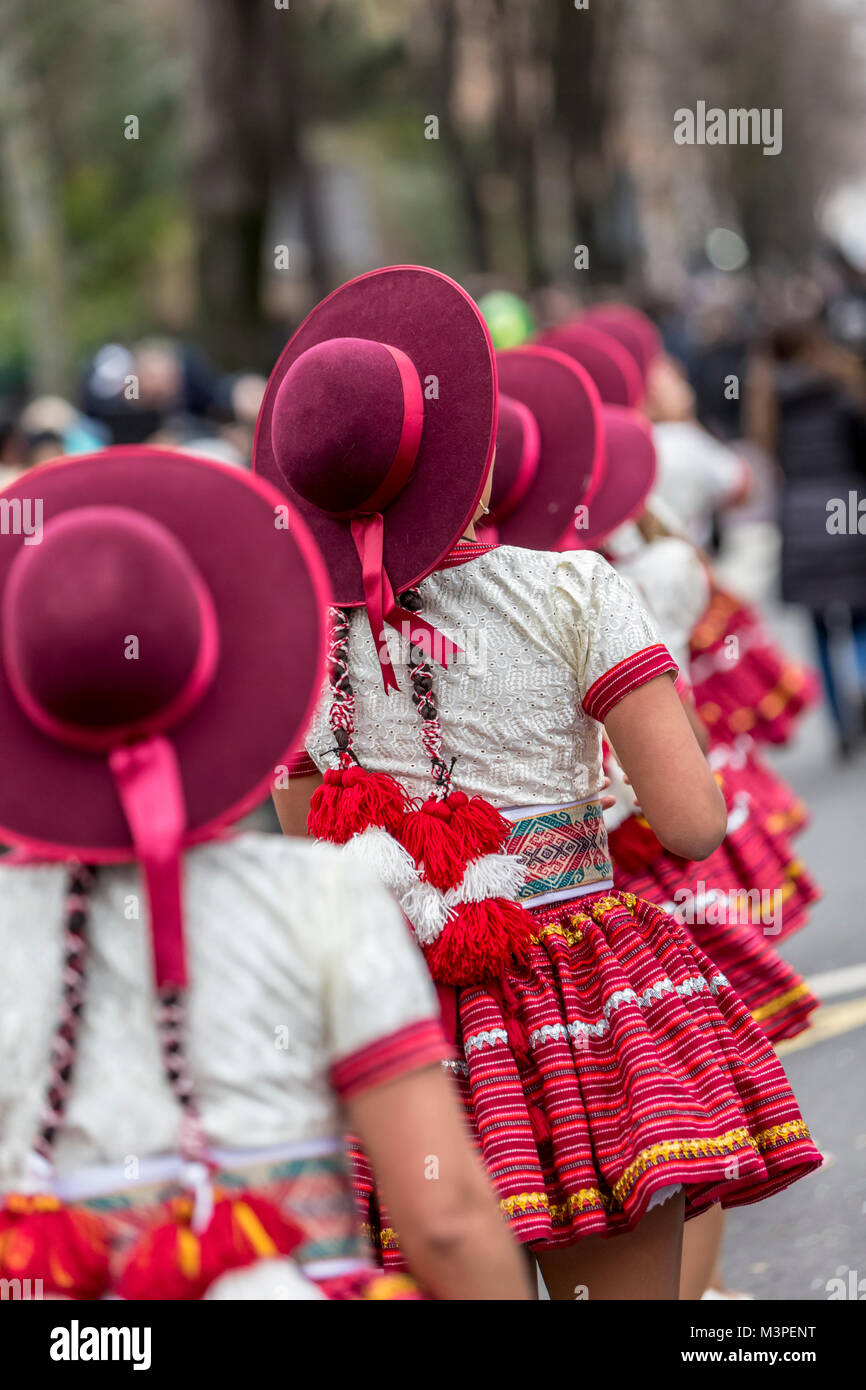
[
  {"x1": 271, "y1": 336, "x2": 420, "y2": 515},
  {"x1": 489, "y1": 394, "x2": 540, "y2": 522},
  {"x1": 3, "y1": 507, "x2": 208, "y2": 733},
  {"x1": 491, "y1": 396, "x2": 527, "y2": 512}
]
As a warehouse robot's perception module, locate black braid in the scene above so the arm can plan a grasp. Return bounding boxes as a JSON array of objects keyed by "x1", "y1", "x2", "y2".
[{"x1": 399, "y1": 587, "x2": 455, "y2": 797}]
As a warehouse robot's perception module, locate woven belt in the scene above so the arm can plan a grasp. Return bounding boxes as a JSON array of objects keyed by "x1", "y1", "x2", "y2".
[{"x1": 501, "y1": 798, "x2": 613, "y2": 904}]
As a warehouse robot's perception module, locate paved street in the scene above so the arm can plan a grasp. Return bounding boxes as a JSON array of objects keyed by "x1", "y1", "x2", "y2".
[{"x1": 712, "y1": 579, "x2": 866, "y2": 1301}]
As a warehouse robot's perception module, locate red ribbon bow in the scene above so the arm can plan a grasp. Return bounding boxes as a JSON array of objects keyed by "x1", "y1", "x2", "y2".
[{"x1": 350, "y1": 514, "x2": 462, "y2": 693}]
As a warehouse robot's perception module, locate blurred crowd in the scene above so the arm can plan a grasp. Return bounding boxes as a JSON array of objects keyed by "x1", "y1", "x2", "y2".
[
  {"x1": 0, "y1": 339, "x2": 268, "y2": 488},
  {"x1": 2, "y1": 257, "x2": 866, "y2": 758}
]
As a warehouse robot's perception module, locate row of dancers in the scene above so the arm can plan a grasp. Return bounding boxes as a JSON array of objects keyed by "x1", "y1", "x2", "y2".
[{"x1": 0, "y1": 265, "x2": 822, "y2": 1300}]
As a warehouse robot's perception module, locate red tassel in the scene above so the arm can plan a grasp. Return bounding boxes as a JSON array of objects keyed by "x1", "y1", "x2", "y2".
[
  {"x1": 396, "y1": 799, "x2": 468, "y2": 890},
  {"x1": 444, "y1": 791, "x2": 511, "y2": 858},
  {"x1": 308, "y1": 766, "x2": 408, "y2": 843},
  {"x1": 608, "y1": 814, "x2": 668, "y2": 873},
  {"x1": 527, "y1": 1098, "x2": 553, "y2": 1149},
  {"x1": 496, "y1": 974, "x2": 532, "y2": 1058},
  {"x1": 117, "y1": 1192, "x2": 304, "y2": 1301},
  {"x1": 423, "y1": 898, "x2": 534, "y2": 985},
  {"x1": 0, "y1": 1193, "x2": 110, "y2": 1299}
]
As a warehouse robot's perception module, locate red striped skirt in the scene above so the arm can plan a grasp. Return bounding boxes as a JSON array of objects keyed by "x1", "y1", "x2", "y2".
[
  {"x1": 690, "y1": 589, "x2": 819, "y2": 747},
  {"x1": 351, "y1": 889, "x2": 821, "y2": 1260},
  {"x1": 610, "y1": 757, "x2": 819, "y2": 949},
  {"x1": 711, "y1": 734, "x2": 810, "y2": 839},
  {"x1": 608, "y1": 832, "x2": 817, "y2": 1043}
]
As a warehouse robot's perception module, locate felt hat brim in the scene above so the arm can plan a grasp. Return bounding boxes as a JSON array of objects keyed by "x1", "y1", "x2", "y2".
[
  {"x1": 0, "y1": 448, "x2": 330, "y2": 857},
  {"x1": 576, "y1": 407, "x2": 657, "y2": 547},
  {"x1": 581, "y1": 305, "x2": 662, "y2": 384},
  {"x1": 493, "y1": 346, "x2": 603, "y2": 549},
  {"x1": 253, "y1": 266, "x2": 497, "y2": 604},
  {"x1": 534, "y1": 322, "x2": 643, "y2": 407}
]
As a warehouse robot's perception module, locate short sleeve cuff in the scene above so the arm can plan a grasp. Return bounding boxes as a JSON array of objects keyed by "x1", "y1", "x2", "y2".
[
  {"x1": 287, "y1": 748, "x2": 319, "y2": 778},
  {"x1": 583, "y1": 643, "x2": 678, "y2": 723},
  {"x1": 330, "y1": 1017, "x2": 450, "y2": 1100}
]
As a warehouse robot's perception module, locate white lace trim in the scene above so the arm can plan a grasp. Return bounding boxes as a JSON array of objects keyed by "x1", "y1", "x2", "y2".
[{"x1": 527, "y1": 973, "x2": 729, "y2": 1048}]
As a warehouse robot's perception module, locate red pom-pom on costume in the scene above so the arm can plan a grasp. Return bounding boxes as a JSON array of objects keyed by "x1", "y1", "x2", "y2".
[
  {"x1": 396, "y1": 799, "x2": 468, "y2": 891},
  {"x1": 117, "y1": 1192, "x2": 305, "y2": 1301},
  {"x1": 0, "y1": 1193, "x2": 109, "y2": 1299},
  {"x1": 444, "y1": 791, "x2": 511, "y2": 858},
  {"x1": 308, "y1": 766, "x2": 408, "y2": 843},
  {"x1": 423, "y1": 898, "x2": 534, "y2": 985}
]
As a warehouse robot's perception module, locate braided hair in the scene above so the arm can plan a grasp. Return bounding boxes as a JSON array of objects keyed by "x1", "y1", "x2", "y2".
[{"x1": 30, "y1": 864, "x2": 96, "y2": 1171}]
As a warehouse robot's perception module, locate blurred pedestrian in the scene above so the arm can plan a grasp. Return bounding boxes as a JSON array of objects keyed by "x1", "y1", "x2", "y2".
[{"x1": 747, "y1": 319, "x2": 866, "y2": 756}]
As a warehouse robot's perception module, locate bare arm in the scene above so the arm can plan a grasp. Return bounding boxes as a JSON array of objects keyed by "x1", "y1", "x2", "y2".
[
  {"x1": 681, "y1": 693, "x2": 710, "y2": 754},
  {"x1": 347, "y1": 1065, "x2": 532, "y2": 1301},
  {"x1": 272, "y1": 773, "x2": 321, "y2": 837},
  {"x1": 604, "y1": 674, "x2": 726, "y2": 861}
]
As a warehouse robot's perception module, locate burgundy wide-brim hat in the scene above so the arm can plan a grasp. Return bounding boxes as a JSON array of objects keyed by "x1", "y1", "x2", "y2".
[
  {"x1": 580, "y1": 305, "x2": 663, "y2": 385},
  {"x1": 0, "y1": 448, "x2": 329, "y2": 860},
  {"x1": 486, "y1": 394, "x2": 540, "y2": 525},
  {"x1": 533, "y1": 321, "x2": 643, "y2": 407},
  {"x1": 575, "y1": 406, "x2": 657, "y2": 548},
  {"x1": 254, "y1": 265, "x2": 497, "y2": 604},
  {"x1": 491, "y1": 345, "x2": 603, "y2": 549}
]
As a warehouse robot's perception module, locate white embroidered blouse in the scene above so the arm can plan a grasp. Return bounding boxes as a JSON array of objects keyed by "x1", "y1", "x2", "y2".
[
  {"x1": 0, "y1": 834, "x2": 444, "y2": 1183},
  {"x1": 602, "y1": 528, "x2": 711, "y2": 830},
  {"x1": 605, "y1": 527, "x2": 711, "y2": 677},
  {"x1": 304, "y1": 544, "x2": 676, "y2": 808}
]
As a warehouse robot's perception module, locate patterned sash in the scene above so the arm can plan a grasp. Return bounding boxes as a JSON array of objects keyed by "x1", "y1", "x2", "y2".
[{"x1": 502, "y1": 799, "x2": 613, "y2": 903}]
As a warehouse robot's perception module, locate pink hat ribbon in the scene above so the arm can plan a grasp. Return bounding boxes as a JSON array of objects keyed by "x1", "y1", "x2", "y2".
[{"x1": 3, "y1": 532, "x2": 220, "y2": 992}]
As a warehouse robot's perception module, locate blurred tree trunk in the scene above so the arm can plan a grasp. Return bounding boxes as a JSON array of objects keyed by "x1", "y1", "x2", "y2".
[
  {"x1": 492, "y1": 0, "x2": 547, "y2": 287},
  {"x1": 187, "y1": 0, "x2": 332, "y2": 369},
  {"x1": 432, "y1": 0, "x2": 492, "y2": 271},
  {"x1": 0, "y1": 3, "x2": 71, "y2": 394},
  {"x1": 552, "y1": 0, "x2": 632, "y2": 285}
]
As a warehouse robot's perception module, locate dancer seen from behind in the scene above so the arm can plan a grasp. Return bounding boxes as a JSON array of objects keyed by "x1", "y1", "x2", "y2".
[
  {"x1": 262, "y1": 266, "x2": 821, "y2": 1303},
  {"x1": 0, "y1": 448, "x2": 529, "y2": 1302}
]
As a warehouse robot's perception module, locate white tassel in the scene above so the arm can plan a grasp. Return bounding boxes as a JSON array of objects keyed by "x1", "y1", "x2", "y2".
[
  {"x1": 445, "y1": 853, "x2": 526, "y2": 906},
  {"x1": 341, "y1": 826, "x2": 420, "y2": 895},
  {"x1": 401, "y1": 879, "x2": 455, "y2": 945}
]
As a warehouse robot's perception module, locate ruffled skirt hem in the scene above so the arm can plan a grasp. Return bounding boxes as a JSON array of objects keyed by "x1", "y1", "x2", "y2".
[{"x1": 351, "y1": 889, "x2": 821, "y2": 1260}]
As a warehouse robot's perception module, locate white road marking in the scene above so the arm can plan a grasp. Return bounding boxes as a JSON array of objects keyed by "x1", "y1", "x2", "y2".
[{"x1": 805, "y1": 961, "x2": 866, "y2": 1000}]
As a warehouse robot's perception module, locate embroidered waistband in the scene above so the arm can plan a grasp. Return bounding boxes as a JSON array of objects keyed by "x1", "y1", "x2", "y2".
[
  {"x1": 40, "y1": 1136, "x2": 344, "y2": 1206},
  {"x1": 501, "y1": 799, "x2": 613, "y2": 902}
]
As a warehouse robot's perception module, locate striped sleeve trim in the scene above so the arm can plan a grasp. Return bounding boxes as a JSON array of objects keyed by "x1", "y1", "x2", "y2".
[
  {"x1": 331, "y1": 1018, "x2": 450, "y2": 1100},
  {"x1": 287, "y1": 748, "x2": 319, "y2": 778},
  {"x1": 583, "y1": 643, "x2": 678, "y2": 723}
]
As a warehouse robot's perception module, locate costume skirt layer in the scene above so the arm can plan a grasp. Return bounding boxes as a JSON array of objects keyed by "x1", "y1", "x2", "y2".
[
  {"x1": 690, "y1": 588, "x2": 819, "y2": 747},
  {"x1": 607, "y1": 826, "x2": 817, "y2": 1043},
  {"x1": 610, "y1": 757, "x2": 820, "y2": 947},
  {"x1": 351, "y1": 889, "x2": 821, "y2": 1261},
  {"x1": 711, "y1": 733, "x2": 810, "y2": 839}
]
